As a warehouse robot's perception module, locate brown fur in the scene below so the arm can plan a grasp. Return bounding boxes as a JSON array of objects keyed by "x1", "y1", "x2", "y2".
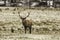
[
  {"x1": 22, "y1": 19, "x2": 32, "y2": 27},
  {"x1": 18, "y1": 12, "x2": 32, "y2": 34}
]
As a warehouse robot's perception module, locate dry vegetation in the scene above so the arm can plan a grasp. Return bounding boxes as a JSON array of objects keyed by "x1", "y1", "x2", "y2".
[{"x1": 0, "y1": 7, "x2": 60, "y2": 40}]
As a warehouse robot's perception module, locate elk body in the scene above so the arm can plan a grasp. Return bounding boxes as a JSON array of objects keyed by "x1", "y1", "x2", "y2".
[{"x1": 18, "y1": 12, "x2": 32, "y2": 34}]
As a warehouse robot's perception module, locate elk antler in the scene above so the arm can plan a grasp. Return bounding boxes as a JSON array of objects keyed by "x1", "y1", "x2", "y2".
[
  {"x1": 18, "y1": 12, "x2": 22, "y2": 19},
  {"x1": 25, "y1": 12, "x2": 30, "y2": 18},
  {"x1": 18, "y1": 12, "x2": 30, "y2": 19}
]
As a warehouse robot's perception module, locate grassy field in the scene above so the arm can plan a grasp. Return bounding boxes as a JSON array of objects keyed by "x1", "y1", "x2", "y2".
[{"x1": 0, "y1": 7, "x2": 60, "y2": 40}]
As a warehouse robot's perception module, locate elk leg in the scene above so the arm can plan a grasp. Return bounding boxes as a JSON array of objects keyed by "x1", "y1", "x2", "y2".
[
  {"x1": 24, "y1": 27, "x2": 27, "y2": 34},
  {"x1": 29, "y1": 27, "x2": 31, "y2": 34}
]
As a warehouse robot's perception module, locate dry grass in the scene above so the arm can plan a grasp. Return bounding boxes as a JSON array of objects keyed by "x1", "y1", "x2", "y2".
[{"x1": 0, "y1": 7, "x2": 60, "y2": 40}]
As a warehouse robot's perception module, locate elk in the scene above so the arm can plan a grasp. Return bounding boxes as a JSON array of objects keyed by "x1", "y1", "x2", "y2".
[{"x1": 18, "y1": 12, "x2": 32, "y2": 34}]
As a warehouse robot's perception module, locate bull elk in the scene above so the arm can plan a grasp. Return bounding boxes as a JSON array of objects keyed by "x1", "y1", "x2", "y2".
[{"x1": 18, "y1": 12, "x2": 32, "y2": 34}]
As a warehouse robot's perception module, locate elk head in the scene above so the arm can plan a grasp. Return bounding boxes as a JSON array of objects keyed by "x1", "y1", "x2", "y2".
[{"x1": 18, "y1": 12, "x2": 30, "y2": 20}]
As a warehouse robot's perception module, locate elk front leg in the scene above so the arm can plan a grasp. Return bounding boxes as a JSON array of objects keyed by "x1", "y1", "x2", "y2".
[
  {"x1": 29, "y1": 27, "x2": 31, "y2": 34},
  {"x1": 24, "y1": 27, "x2": 27, "y2": 34}
]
